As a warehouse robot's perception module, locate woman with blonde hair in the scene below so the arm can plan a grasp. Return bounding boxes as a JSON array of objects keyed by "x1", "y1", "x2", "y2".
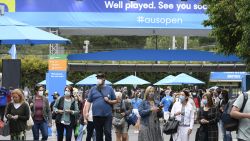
[
  {"x1": 5, "y1": 89, "x2": 30, "y2": 140},
  {"x1": 138, "y1": 86, "x2": 163, "y2": 141}
]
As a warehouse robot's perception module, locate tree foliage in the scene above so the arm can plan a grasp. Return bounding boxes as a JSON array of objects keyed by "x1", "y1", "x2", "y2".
[
  {"x1": 21, "y1": 56, "x2": 48, "y2": 88},
  {"x1": 202, "y1": 0, "x2": 250, "y2": 68}
]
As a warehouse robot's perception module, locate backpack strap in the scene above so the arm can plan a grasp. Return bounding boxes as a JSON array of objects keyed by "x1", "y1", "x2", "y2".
[
  {"x1": 96, "y1": 86, "x2": 105, "y2": 98},
  {"x1": 240, "y1": 93, "x2": 248, "y2": 112}
]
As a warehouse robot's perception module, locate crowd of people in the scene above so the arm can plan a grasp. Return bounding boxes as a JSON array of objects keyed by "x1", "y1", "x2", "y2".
[{"x1": 0, "y1": 73, "x2": 250, "y2": 141}]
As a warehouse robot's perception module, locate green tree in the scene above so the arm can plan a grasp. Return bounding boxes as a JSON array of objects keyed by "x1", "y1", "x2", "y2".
[
  {"x1": 202, "y1": 0, "x2": 250, "y2": 68},
  {"x1": 21, "y1": 56, "x2": 48, "y2": 88}
]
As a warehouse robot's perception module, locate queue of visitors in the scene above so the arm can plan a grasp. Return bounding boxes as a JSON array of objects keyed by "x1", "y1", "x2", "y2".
[{"x1": 0, "y1": 73, "x2": 250, "y2": 141}]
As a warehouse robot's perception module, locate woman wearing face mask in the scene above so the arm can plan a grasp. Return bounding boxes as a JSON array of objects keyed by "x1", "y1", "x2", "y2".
[
  {"x1": 53, "y1": 86, "x2": 79, "y2": 141},
  {"x1": 29, "y1": 86, "x2": 52, "y2": 141},
  {"x1": 138, "y1": 86, "x2": 163, "y2": 141},
  {"x1": 197, "y1": 93, "x2": 219, "y2": 141},
  {"x1": 171, "y1": 90, "x2": 194, "y2": 141}
]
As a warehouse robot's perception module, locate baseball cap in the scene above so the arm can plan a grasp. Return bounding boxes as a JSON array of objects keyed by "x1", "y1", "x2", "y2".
[
  {"x1": 96, "y1": 73, "x2": 105, "y2": 78},
  {"x1": 52, "y1": 91, "x2": 59, "y2": 96}
]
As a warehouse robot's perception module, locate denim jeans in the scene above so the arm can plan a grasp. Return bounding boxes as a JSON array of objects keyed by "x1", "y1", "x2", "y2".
[
  {"x1": 87, "y1": 121, "x2": 96, "y2": 141},
  {"x1": 93, "y1": 116, "x2": 112, "y2": 141},
  {"x1": 219, "y1": 120, "x2": 232, "y2": 141},
  {"x1": 32, "y1": 120, "x2": 48, "y2": 141},
  {"x1": 56, "y1": 122, "x2": 73, "y2": 141}
]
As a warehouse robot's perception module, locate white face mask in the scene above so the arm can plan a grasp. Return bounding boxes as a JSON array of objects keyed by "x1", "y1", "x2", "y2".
[
  {"x1": 24, "y1": 91, "x2": 28, "y2": 97},
  {"x1": 165, "y1": 90, "x2": 170, "y2": 96},
  {"x1": 97, "y1": 79, "x2": 103, "y2": 85},
  {"x1": 64, "y1": 91, "x2": 71, "y2": 96},
  {"x1": 38, "y1": 91, "x2": 43, "y2": 96}
]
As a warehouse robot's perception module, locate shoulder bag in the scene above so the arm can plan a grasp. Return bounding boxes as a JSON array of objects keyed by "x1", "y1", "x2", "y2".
[
  {"x1": 26, "y1": 102, "x2": 34, "y2": 130},
  {"x1": 0, "y1": 120, "x2": 9, "y2": 136},
  {"x1": 163, "y1": 117, "x2": 179, "y2": 135}
]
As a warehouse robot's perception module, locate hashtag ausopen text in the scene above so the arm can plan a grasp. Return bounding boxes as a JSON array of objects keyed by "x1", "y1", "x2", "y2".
[{"x1": 136, "y1": 16, "x2": 183, "y2": 26}]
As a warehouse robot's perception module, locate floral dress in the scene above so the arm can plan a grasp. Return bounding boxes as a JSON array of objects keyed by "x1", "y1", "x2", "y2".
[{"x1": 138, "y1": 100, "x2": 163, "y2": 141}]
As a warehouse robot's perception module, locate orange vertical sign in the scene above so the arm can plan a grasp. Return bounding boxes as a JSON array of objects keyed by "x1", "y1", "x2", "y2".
[{"x1": 48, "y1": 60, "x2": 67, "y2": 71}]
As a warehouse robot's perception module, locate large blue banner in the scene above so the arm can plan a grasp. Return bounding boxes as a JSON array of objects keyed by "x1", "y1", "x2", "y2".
[
  {"x1": 1, "y1": 0, "x2": 209, "y2": 29},
  {"x1": 1, "y1": 0, "x2": 206, "y2": 13}
]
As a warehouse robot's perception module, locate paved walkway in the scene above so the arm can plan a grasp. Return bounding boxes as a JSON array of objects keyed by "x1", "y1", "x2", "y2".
[{"x1": 0, "y1": 124, "x2": 238, "y2": 141}]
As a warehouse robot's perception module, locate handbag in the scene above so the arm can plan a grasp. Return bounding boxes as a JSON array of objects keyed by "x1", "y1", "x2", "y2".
[
  {"x1": 0, "y1": 121, "x2": 10, "y2": 136},
  {"x1": 163, "y1": 118, "x2": 179, "y2": 135},
  {"x1": 112, "y1": 117, "x2": 125, "y2": 128},
  {"x1": 126, "y1": 112, "x2": 138, "y2": 126},
  {"x1": 26, "y1": 106, "x2": 34, "y2": 130}
]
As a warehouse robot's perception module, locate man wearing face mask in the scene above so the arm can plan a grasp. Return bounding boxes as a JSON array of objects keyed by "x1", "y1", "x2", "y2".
[
  {"x1": 84, "y1": 73, "x2": 118, "y2": 141},
  {"x1": 29, "y1": 86, "x2": 52, "y2": 141},
  {"x1": 131, "y1": 91, "x2": 142, "y2": 133},
  {"x1": 160, "y1": 89, "x2": 174, "y2": 121}
]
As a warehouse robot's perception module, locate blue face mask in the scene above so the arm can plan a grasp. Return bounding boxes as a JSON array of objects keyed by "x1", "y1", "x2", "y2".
[
  {"x1": 202, "y1": 99, "x2": 208, "y2": 105},
  {"x1": 179, "y1": 95, "x2": 185, "y2": 103}
]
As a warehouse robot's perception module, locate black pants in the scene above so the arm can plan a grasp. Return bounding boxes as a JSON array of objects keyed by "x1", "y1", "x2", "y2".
[
  {"x1": 0, "y1": 106, "x2": 5, "y2": 121},
  {"x1": 56, "y1": 122, "x2": 73, "y2": 141},
  {"x1": 86, "y1": 121, "x2": 95, "y2": 141},
  {"x1": 93, "y1": 116, "x2": 112, "y2": 141}
]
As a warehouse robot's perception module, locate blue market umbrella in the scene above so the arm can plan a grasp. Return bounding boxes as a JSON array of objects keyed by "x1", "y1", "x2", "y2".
[
  {"x1": 0, "y1": 16, "x2": 70, "y2": 45},
  {"x1": 165, "y1": 73, "x2": 205, "y2": 85},
  {"x1": 38, "y1": 80, "x2": 73, "y2": 85},
  {"x1": 114, "y1": 75, "x2": 150, "y2": 85},
  {"x1": 76, "y1": 74, "x2": 112, "y2": 85},
  {"x1": 154, "y1": 75, "x2": 176, "y2": 85}
]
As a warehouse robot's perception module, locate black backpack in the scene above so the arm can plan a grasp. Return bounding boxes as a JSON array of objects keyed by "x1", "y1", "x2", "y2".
[{"x1": 221, "y1": 93, "x2": 248, "y2": 131}]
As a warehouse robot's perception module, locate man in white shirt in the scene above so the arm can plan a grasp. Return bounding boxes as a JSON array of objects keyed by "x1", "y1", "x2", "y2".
[{"x1": 231, "y1": 91, "x2": 250, "y2": 141}]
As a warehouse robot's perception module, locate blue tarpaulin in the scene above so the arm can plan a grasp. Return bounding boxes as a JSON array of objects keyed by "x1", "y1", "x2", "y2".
[
  {"x1": 114, "y1": 75, "x2": 150, "y2": 85},
  {"x1": 154, "y1": 75, "x2": 176, "y2": 85},
  {"x1": 165, "y1": 73, "x2": 205, "y2": 85},
  {"x1": 67, "y1": 49, "x2": 241, "y2": 62},
  {"x1": 0, "y1": 16, "x2": 70, "y2": 45},
  {"x1": 76, "y1": 74, "x2": 112, "y2": 85}
]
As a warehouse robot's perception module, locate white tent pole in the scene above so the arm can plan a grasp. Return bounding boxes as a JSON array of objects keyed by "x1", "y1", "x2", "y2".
[
  {"x1": 184, "y1": 36, "x2": 188, "y2": 50},
  {"x1": 172, "y1": 36, "x2": 176, "y2": 50},
  {"x1": 0, "y1": 5, "x2": 4, "y2": 16}
]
